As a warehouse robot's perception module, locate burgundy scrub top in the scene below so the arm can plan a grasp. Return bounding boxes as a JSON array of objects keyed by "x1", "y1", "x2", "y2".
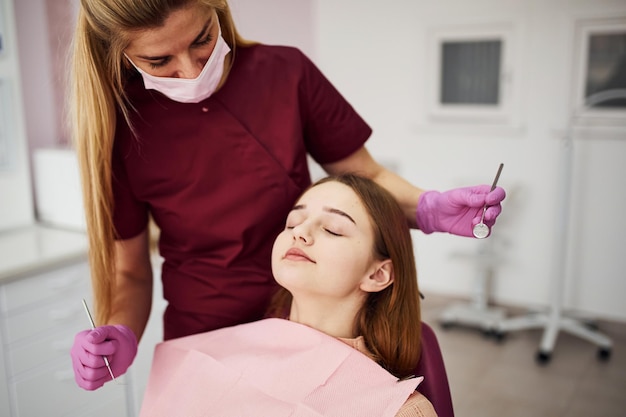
[{"x1": 112, "y1": 44, "x2": 372, "y2": 340}]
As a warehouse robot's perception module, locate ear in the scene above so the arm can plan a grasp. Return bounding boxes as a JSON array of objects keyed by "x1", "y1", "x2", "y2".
[{"x1": 360, "y1": 259, "x2": 394, "y2": 293}]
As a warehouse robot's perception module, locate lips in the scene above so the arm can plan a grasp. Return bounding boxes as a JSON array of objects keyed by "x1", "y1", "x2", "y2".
[{"x1": 284, "y1": 247, "x2": 315, "y2": 263}]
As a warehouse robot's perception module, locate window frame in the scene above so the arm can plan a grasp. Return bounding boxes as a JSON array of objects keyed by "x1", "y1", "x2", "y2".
[
  {"x1": 571, "y1": 17, "x2": 626, "y2": 126},
  {"x1": 425, "y1": 22, "x2": 518, "y2": 126}
]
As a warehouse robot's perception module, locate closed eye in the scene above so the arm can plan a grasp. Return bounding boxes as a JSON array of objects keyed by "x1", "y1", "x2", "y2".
[
  {"x1": 324, "y1": 228, "x2": 342, "y2": 237},
  {"x1": 148, "y1": 57, "x2": 171, "y2": 69},
  {"x1": 193, "y1": 34, "x2": 213, "y2": 47}
]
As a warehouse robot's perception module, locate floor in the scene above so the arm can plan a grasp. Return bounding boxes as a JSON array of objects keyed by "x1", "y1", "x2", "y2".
[{"x1": 421, "y1": 294, "x2": 626, "y2": 417}]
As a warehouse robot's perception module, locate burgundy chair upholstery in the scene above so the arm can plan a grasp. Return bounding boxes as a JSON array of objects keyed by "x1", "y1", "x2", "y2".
[{"x1": 414, "y1": 322, "x2": 454, "y2": 417}]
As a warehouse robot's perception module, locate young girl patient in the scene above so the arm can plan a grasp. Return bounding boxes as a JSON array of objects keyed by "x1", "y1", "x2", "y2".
[{"x1": 139, "y1": 174, "x2": 438, "y2": 417}]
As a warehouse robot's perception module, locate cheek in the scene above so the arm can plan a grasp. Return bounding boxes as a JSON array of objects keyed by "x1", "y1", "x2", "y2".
[
  {"x1": 194, "y1": 46, "x2": 214, "y2": 65},
  {"x1": 270, "y1": 233, "x2": 287, "y2": 276},
  {"x1": 319, "y1": 243, "x2": 371, "y2": 286},
  {"x1": 194, "y1": 35, "x2": 219, "y2": 62},
  {"x1": 330, "y1": 239, "x2": 370, "y2": 268}
]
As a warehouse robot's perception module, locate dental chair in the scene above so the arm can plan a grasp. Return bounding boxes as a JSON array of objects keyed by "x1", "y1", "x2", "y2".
[{"x1": 414, "y1": 322, "x2": 454, "y2": 417}]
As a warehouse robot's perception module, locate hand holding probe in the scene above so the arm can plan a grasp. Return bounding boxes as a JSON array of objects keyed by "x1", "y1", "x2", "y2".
[{"x1": 81, "y1": 299, "x2": 116, "y2": 381}]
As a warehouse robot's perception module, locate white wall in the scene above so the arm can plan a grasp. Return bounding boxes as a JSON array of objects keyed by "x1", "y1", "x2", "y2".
[
  {"x1": 14, "y1": 0, "x2": 58, "y2": 151},
  {"x1": 0, "y1": 0, "x2": 34, "y2": 230},
  {"x1": 231, "y1": 0, "x2": 626, "y2": 321},
  {"x1": 11, "y1": 0, "x2": 75, "y2": 224},
  {"x1": 229, "y1": 0, "x2": 317, "y2": 60}
]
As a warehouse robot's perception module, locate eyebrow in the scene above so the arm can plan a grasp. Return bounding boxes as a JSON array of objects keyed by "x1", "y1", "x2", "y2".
[
  {"x1": 291, "y1": 204, "x2": 356, "y2": 225},
  {"x1": 136, "y1": 18, "x2": 213, "y2": 61}
]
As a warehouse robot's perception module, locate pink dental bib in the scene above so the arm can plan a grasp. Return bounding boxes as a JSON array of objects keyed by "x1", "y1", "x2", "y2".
[{"x1": 140, "y1": 318, "x2": 422, "y2": 416}]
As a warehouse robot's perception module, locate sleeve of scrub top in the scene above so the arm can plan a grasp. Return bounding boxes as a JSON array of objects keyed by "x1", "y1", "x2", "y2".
[
  {"x1": 111, "y1": 133, "x2": 150, "y2": 240},
  {"x1": 296, "y1": 51, "x2": 373, "y2": 165}
]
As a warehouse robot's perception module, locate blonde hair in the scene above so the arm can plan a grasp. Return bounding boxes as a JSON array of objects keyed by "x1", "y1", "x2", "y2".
[
  {"x1": 268, "y1": 174, "x2": 422, "y2": 379},
  {"x1": 69, "y1": 0, "x2": 252, "y2": 324}
]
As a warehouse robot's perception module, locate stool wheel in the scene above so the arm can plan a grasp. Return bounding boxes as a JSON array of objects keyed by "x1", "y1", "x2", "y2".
[
  {"x1": 536, "y1": 350, "x2": 551, "y2": 365},
  {"x1": 598, "y1": 347, "x2": 611, "y2": 361}
]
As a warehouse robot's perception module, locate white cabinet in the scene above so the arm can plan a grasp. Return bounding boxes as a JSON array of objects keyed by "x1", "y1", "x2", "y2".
[
  {"x1": 0, "y1": 261, "x2": 131, "y2": 417},
  {"x1": 0, "y1": 338, "x2": 9, "y2": 416},
  {"x1": 0, "y1": 226, "x2": 133, "y2": 416}
]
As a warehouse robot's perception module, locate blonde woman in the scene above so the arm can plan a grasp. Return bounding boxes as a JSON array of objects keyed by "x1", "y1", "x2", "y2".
[{"x1": 70, "y1": 0, "x2": 505, "y2": 391}]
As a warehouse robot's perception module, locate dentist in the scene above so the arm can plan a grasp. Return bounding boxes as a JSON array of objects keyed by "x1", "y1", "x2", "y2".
[{"x1": 69, "y1": 0, "x2": 505, "y2": 390}]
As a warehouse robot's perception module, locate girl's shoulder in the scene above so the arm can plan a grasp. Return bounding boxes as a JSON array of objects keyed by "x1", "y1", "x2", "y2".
[{"x1": 396, "y1": 390, "x2": 439, "y2": 417}]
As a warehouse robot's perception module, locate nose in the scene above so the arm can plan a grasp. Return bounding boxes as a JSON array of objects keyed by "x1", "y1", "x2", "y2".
[
  {"x1": 173, "y1": 54, "x2": 205, "y2": 79},
  {"x1": 292, "y1": 223, "x2": 313, "y2": 245}
]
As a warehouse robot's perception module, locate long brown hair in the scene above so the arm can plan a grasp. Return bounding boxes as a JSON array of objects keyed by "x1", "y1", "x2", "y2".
[
  {"x1": 69, "y1": 0, "x2": 253, "y2": 324},
  {"x1": 267, "y1": 174, "x2": 422, "y2": 379}
]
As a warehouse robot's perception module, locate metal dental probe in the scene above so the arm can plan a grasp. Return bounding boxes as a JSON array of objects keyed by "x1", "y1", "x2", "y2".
[
  {"x1": 472, "y1": 163, "x2": 504, "y2": 239},
  {"x1": 82, "y1": 299, "x2": 116, "y2": 381}
]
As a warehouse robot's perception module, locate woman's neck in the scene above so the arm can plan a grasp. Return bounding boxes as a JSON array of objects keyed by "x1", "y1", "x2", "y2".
[{"x1": 288, "y1": 296, "x2": 364, "y2": 339}]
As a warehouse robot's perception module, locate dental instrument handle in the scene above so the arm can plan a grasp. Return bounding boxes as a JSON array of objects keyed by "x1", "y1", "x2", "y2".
[
  {"x1": 489, "y1": 163, "x2": 504, "y2": 194},
  {"x1": 478, "y1": 162, "x2": 502, "y2": 223},
  {"x1": 472, "y1": 163, "x2": 504, "y2": 238},
  {"x1": 81, "y1": 299, "x2": 116, "y2": 380}
]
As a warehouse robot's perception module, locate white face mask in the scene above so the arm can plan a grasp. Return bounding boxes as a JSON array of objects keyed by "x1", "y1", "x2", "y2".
[{"x1": 127, "y1": 27, "x2": 231, "y2": 103}]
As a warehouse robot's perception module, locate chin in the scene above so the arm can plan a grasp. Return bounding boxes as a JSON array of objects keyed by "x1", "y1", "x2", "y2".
[{"x1": 273, "y1": 270, "x2": 307, "y2": 291}]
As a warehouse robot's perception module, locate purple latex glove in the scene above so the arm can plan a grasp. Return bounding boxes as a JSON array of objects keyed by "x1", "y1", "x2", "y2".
[
  {"x1": 416, "y1": 185, "x2": 506, "y2": 237},
  {"x1": 71, "y1": 324, "x2": 138, "y2": 390}
]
